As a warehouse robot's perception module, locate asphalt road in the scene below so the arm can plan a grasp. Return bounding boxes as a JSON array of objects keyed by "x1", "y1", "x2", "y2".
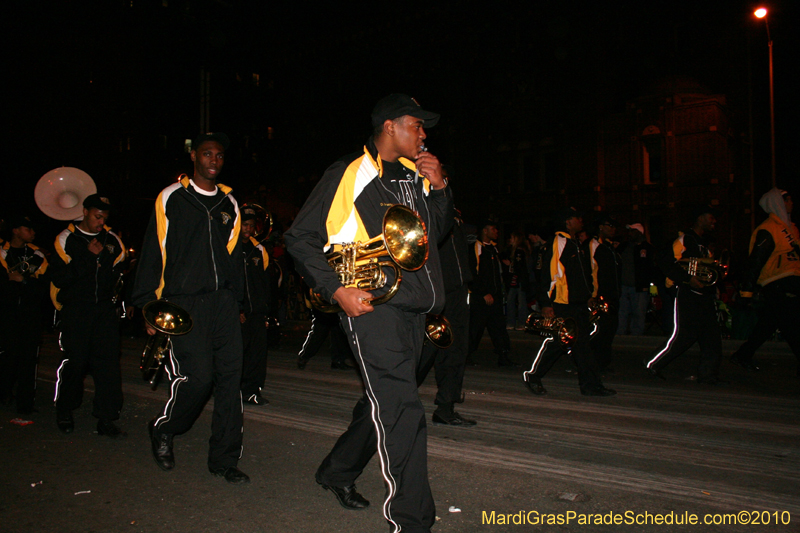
[{"x1": 1, "y1": 323, "x2": 798, "y2": 533}]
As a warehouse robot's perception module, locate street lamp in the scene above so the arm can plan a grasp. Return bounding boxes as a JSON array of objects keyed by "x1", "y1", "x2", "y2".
[{"x1": 754, "y1": 7, "x2": 776, "y2": 187}]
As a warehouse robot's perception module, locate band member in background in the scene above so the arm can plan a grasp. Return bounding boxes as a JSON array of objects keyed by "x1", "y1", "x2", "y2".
[
  {"x1": 0, "y1": 215, "x2": 49, "y2": 414},
  {"x1": 297, "y1": 304, "x2": 355, "y2": 370},
  {"x1": 417, "y1": 196, "x2": 476, "y2": 427},
  {"x1": 645, "y1": 206, "x2": 723, "y2": 384},
  {"x1": 523, "y1": 207, "x2": 616, "y2": 397},
  {"x1": 588, "y1": 214, "x2": 621, "y2": 372},
  {"x1": 239, "y1": 207, "x2": 276, "y2": 406},
  {"x1": 132, "y1": 132, "x2": 250, "y2": 484},
  {"x1": 50, "y1": 194, "x2": 127, "y2": 436},
  {"x1": 733, "y1": 189, "x2": 800, "y2": 374},
  {"x1": 468, "y1": 220, "x2": 514, "y2": 367},
  {"x1": 285, "y1": 94, "x2": 453, "y2": 533}
]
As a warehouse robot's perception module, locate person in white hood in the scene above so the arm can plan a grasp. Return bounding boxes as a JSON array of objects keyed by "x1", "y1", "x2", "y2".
[{"x1": 732, "y1": 188, "x2": 800, "y2": 373}]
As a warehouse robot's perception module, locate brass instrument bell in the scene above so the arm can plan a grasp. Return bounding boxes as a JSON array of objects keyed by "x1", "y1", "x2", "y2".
[
  {"x1": 525, "y1": 312, "x2": 577, "y2": 345},
  {"x1": 425, "y1": 314, "x2": 453, "y2": 349},
  {"x1": 140, "y1": 300, "x2": 193, "y2": 390}
]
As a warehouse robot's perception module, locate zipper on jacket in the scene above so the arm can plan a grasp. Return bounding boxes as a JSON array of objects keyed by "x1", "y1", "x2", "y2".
[{"x1": 186, "y1": 190, "x2": 229, "y2": 291}]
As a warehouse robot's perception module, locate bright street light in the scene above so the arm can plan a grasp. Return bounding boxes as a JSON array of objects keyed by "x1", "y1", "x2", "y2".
[{"x1": 753, "y1": 7, "x2": 775, "y2": 187}]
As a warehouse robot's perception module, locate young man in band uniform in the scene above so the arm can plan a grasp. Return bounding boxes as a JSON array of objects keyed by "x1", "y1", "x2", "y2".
[
  {"x1": 51, "y1": 194, "x2": 127, "y2": 437},
  {"x1": 132, "y1": 132, "x2": 250, "y2": 484},
  {"x1": 285, "y1": 94, "x2": 453, "y2": 533},
  {"x1": 0, "y1": 215, "x2": 49, "y2": 414},
  {"x1": 644, "y1": 206, "x2": 723, "y2": 384},
  {"x1": 523, "y1": 207, "x2": 616, "y2": 397}
]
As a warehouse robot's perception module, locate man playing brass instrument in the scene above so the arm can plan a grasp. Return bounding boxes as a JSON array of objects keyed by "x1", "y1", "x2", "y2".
[
  {"x1": 285, "y1": 94, "x2": 453, "y2": 533},
  {"x1": 645, "y1": 206, "x2": 723, "y2": 384}
]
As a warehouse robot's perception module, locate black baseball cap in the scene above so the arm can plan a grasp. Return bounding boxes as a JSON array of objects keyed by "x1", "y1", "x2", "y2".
[
  {"x1": 595, "y1": 214, "x2": 617, "y2": 226},
  {"x1": 193, "y1": 132, "x2": 230, "y2": 151},
  {"x1": 556, "y1": 207, "x2": 582, "y2": 224},
  {"x1": 371, "y1": 94, "x2": 440, "y2": 129},
  {"x1": 8, "y1": 214, "x2": 35, "y2": 230},
  {"x1": 83, "y1": 194, "x2": 112, "y2": 211},
  {"x1": 241, "y1": 206, "x2": 258, "y2": 223}
]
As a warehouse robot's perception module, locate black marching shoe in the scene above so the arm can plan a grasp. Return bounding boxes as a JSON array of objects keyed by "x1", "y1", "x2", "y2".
[
  {"x1": 730, "y1": 353, "x2": 760, "y2": 372},
  {"x1": 432, "y1": 410, "x2": 477, "y2": 427},
  {"x1": 697, "y1": 375, "x2": 728, "y2": 385},
  {"x1": 149, "y1": 419, "x2": 175, "y2": 471},
  {"x1": 497, "y1": 352, "x2": 518, "y2": 367},
  {"x1": 331, "y1": 360, "x2": 355, "y2": 370},
  {"x1": 244, "y1": 393, "x2": 269, "y2": 406},
  {"x1": 297, "y1": 356, "x2": 310, "y2": 370},
  {"x1": 525, "y1": 378, "x2": 547, "y2": 396},
  {"x1": 56, "y1": 409, "x2": 74, "y2": 434},
  {"x1": 97, "y1": 419, "x2": 127, "y2": 439},
  {"x1": 209, "y1": 466, "x2": 251, "y2": 485},
  {"x1": 581, "y1": 385, "x2": 617, "y2": 397},
  {"x1": 319, "y1": 482, "x2": 370, "y2": 510},
  {"x1": 643, "y1": 360, "x2": 667, "y2": 380}
]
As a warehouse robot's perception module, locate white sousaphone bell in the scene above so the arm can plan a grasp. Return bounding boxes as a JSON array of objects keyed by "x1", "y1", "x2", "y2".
[{"x1": 34, "y1": 167, "x2": 97, "y2": 220}]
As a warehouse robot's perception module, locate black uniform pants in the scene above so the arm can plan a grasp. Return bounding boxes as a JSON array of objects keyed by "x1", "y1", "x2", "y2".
[
  {"x1": 523, "y1": 303, "x2": 602, "y2": 392},
  {"x1": 152, "y1": 290, "x2": 244, "y2": 470},
  {"x1": 417, "y1": 284, "x2": 470, "y2": 412},
  {"x1": 241, "y1": 312, "x2": 268, "y2": 398},
  {"x1": 316, "y1": 306, "x2": 434, "y2": 533},
  {"x1": 590, "y1": 298, "x2": 619, "y2": 371},
  {"x1": 468, "y1": 293, "x2": 510, "y2": 357},
  {"x1": 298, "y1": 308, "x2": 350, "y2": 365},
  {"x1": 733, "y1": 278, "x2": 800, "y2": 364},
  {"x1": 645, "y1": 287, "x2": 721, "y2": 380},
  {"x1": 54, "y1": 301, "x2": 123, "y2": 420},
  {"x1": 0, "y1": 321, "x2": 40, "y2": 413}
]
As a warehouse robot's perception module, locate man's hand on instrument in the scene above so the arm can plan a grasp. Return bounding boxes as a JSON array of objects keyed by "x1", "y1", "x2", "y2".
[
  {"x1": 87, "y1": 238, "x2": 104, "y2": 255},
  {"x1": 145, "y1": 324, "x2": 157, "y2": 336},
  {"x1": 416, "y1": 151, "x2": 445, "y2": 189},
  {"x1": 542, "y1": 306, "x2": 555, "y2": 319},
  {"x1": 239, "y1": 312, "x2": 247, "y2": 324},
  {"x1": 8, "y1": 271, "x2": 24, "y2": 283},
  {"x1": 688, "y1": 276, "x2": 704, "y2": 290},
  {"x1": 484, "y1": 294, "x2": 494, "y2": 306},
  {"x1": 333, "y1": 286, "x2": 375, "y2": 317}
]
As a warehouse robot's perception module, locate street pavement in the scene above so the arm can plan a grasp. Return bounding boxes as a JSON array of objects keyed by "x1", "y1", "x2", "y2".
[{"x1": 1, "y1": 323, "x2": 798, "y2": 533}]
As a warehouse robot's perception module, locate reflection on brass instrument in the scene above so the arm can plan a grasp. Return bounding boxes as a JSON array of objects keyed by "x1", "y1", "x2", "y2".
[
  {"x1": 140, "y1": 301, "x2": 193, "y2": 390},
  {"x1": 425, "y1": 314, "x2": 453, "y2": 348},
  {"x1": 675, "y1": 253, "x2": 729, "y2": 287},
  {"x1": 241, "y1": 203, "x2": 273, "y2": 244},
  {"x1": 9, "y1": 258, "x2": 33, "y2": 276},
  {"x1": 310, "y1": 204, "x2": 428, "y2": 313},
  {"x1": 525, "y1": 313, "x2": 577, "y2": 345},
  {"x1": 111, "y1": 273, "x2": 125, "y2": 305},
  {"x1": 588, "y1": 296, "x2": 609, "y2": 324},
  {"x1": 34, "y1": 167, "x2": 97, "y2": 220}
]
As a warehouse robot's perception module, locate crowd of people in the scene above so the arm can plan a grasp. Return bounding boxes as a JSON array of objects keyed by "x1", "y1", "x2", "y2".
[{"x1": 1, "y1": 94, "x2": 798, "y2": 533}]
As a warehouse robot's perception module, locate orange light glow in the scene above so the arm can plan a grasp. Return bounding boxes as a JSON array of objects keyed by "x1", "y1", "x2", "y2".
[{"x1": 754, "y1": 8, "x2": 767, "y2": 18}]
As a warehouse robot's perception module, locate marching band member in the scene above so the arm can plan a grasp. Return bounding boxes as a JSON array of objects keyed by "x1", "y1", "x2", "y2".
[
  {"x1": 285, "y1": 94, "x2": 453, "y2": 533},
  {"x1": 132, "y1": 132, "x2": 250, "y2": 484},
  {"x1": 50, "y1": 194, "x2": 127, "y2": 436},
  {"x1": 645, "y1": 206, "x2": 723, "y2": 384},
  {"x1": 523, "y1": 207, "x2": 615, "y2": 397},
  {"x1": 0, "y1": 215, "x2": 49, "y2": 414}
]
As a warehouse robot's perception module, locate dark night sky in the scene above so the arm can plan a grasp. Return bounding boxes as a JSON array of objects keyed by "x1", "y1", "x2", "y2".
[{"x1": 6, "y1": 0, "x2": 798, "y2": 243}]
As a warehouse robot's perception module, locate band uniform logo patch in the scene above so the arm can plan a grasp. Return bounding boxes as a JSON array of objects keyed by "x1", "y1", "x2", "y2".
[
  {"x1": 221, "y1": 212, "x2": 231, "y2": 225},
  {"x1": 106, "y1": 244, "x2": 115, "y2": 254},
  {"x1": 252, "y1": 257, "x2": 261, "y2": 266}
]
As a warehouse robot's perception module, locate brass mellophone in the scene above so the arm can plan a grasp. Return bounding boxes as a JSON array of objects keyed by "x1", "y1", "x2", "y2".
[
  {"x1": 140, "y1": 300, "x2": 193, "y2": 390},
  {"x1": 588, "y1": 296, "x2": 609, "y2": 324},
  {"x1": 425, "y1": 314, "x2": 453, "y2": 348},
  {"x1": 310, "y1": 204, "x2": 429, "y2": 313},
  {"x1": 674, "y1": 257, "x2": 729, "y2": 287},
  {"x1": 525, "y1": 313, "x2": 577, "y2": 345}
]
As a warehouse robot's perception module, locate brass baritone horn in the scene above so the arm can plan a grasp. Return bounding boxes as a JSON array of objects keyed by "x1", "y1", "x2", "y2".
[
  {"x1": 425, "y1": 314, "x2": 453, "y2": 349},
  {"x1": 140, "y1": 301, "x2": 193, "y2": 390},
  {"x1": 674, "y1": 255, "x2": 729, "y2": 287},
  {"x1": 310, "y1": 204, "x2": 429, "y2": 313},
  {"x1": 588, "y1": 296, "x2": 609, "y2": 324},
  {"x1": 525, "y1": 313, "x2": 577, "y2": 346}
]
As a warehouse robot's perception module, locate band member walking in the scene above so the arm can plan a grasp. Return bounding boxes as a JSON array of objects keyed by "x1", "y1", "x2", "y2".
[
  {"x1": 733, "y1": 189, "x2": 799, "y2": 373},
  {"x1": 588, "y1": 214, "x2": 621, "y2": 372},
  {"x1": 523, "y1": 207, "x2": 616, "y2": 397},
  {"x1": 132, "y1": 132, "x2": 250, "y2": 484},
  {"x1": 285, "y1": 94, "x2": 453, "y2": 533},
  {"x1": 50, "y1": 195, "x2": 127, "y2": 436},
  {"x1": 0, "y1": 215, "x2": 49, "y2": 414},
  {"x1": 645, "y1": 206, "x2": 723, "y2": 384}
]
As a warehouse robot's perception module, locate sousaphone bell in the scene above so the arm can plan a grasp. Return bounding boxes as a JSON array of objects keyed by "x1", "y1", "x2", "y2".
[
  {"x1": 35, "y1": 167, "x2": 97, "y2": 220},
  {"x1": 140, "y1": 300, "x2": 193, "y2": 390}
]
